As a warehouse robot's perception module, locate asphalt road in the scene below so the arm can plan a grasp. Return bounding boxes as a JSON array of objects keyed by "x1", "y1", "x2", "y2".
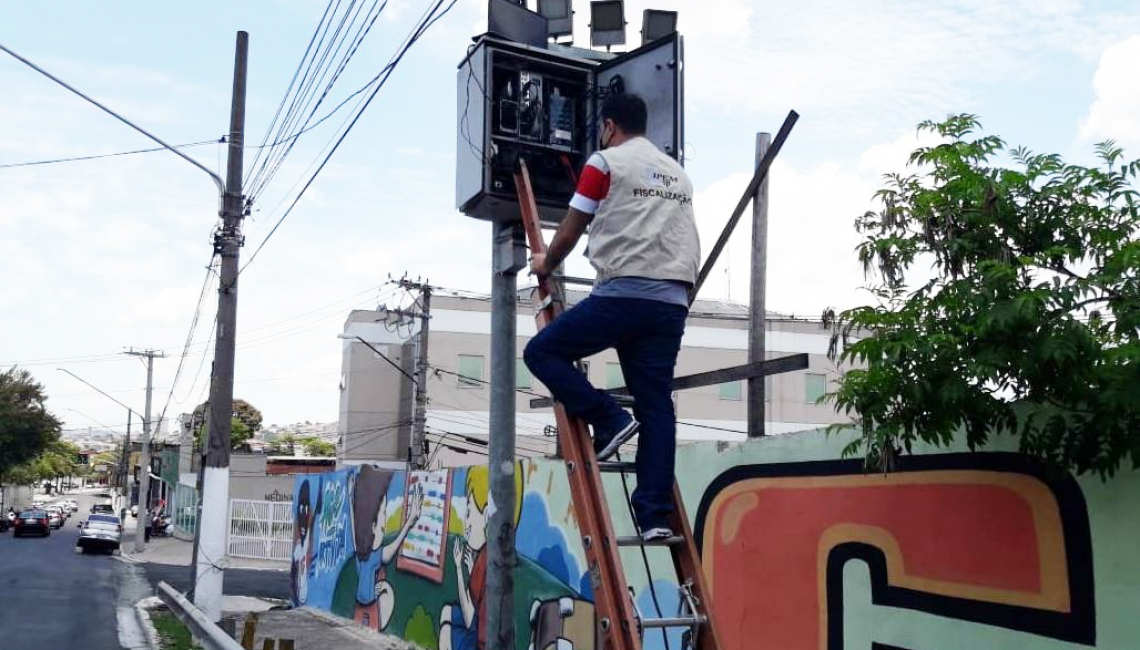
[
  {"x1": 142, "y1": 563, "x2": 290, "y2": 602},
  {"x1": 0, "y1": 489, "x2": 291, "y2": 650},
  {"x1": 0, "y1": 490, "x2": 150, "y2": 650}
]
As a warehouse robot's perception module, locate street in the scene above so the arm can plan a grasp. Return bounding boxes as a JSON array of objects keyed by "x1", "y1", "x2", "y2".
[
  {"x1": 0, "y1": 490, "x2": 150, "y2": 650},
  {"x1": 0, "y1": 489, "x2": 292, "y2": 650}
]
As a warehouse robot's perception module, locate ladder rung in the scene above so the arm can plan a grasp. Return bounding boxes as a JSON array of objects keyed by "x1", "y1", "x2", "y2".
[
  {"x1": 598, "y1": 461, "x2": 636, "y2": 473},
  {"x1": 642, "y1": 615, "x2": 706, "y2": 629},
  {"x1": 617, "y1": 535, "x2": 683, "y2": 547}
]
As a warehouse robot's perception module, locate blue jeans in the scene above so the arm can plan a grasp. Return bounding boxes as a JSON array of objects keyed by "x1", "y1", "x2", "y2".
[{"x1": 524, "y1": 295, "x2": 687, "y2": 530}]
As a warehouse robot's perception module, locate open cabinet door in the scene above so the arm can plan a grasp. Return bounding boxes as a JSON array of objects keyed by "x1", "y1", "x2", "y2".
[{"x1": 596, "y1": 33, "x2": 684, "y2": 162}]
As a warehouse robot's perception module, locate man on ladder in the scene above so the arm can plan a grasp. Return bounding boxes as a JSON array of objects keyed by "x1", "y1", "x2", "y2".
[{"x1": 524, "y1": 92, "x2": 699, "y2": 543}]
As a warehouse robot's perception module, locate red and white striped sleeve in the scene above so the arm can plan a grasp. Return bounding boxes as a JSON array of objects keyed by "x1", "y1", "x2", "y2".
[{"x1": 569, "y1": 153, "x2": 610, "y2": 215}]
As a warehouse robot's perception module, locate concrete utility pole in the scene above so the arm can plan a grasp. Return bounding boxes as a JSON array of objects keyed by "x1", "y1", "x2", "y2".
[
  {"x1": 121, "y1": 412, "x2": 131, "y2": 502},
  {"x1": 747, "y1": 132, "x2": 771, "y2": 438},
  {"x1": 487, "y1": 221, "x2": 526, "y2": 650},
  {"x1": 124, "y1": 348, "x2": 165, "y2": 553},
  {"x1": 397, "y1": 278, "x2": 433, "y2": 469},
  {"x1": 196, "y1": 31, "x2": 248, "y2": 623}
]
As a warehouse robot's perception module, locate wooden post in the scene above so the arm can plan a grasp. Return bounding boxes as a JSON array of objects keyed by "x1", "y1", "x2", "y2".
[{"x1": 747, "y1": 132, "x2": 771, "y2": 437}]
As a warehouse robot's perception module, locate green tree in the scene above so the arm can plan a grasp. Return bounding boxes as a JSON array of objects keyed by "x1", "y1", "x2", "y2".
[
  {"x1": 0, "y1": 367, "x2": 62, "y2": 476},
  {"x1": 2, "y1": 439, "x2": 81, "y2": 487},
  {"x1": 192, "y1": 398, "x2": 263, "y2": 433},
  {"x1": 300, "y1": 437, "x2": 335, "y2": 457},
  {"x1": 270, "y1": 433, "x2": 297, "y2": 455},
  {"x1": 195, "y1": 417, "x2": 254, "y2": 451},
  {"x1": 825, "y1": 115, "x2": 1140, "y2": 478}
]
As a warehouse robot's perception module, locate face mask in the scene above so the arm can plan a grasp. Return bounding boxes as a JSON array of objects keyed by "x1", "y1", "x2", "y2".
[{"x1": 598, "y1": 122, "x2": 613, "y2": 150}]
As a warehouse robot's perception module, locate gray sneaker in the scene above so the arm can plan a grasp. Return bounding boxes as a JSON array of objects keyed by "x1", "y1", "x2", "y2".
[
  {"x1": 640, "y1": 527, "x2": 674, "y2": 543},
  {"x1": 596, "y1": 419, "x2": 639, "y2": 461}
]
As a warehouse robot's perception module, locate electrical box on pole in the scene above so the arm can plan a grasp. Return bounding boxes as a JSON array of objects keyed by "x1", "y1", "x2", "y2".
[{"x1": 455, "y1": 32, "x2": 684, "y2": 224}]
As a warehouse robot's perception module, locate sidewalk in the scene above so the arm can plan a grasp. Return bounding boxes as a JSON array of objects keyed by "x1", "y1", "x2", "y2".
[
  {"x1": 140, "y1": 597, "x2": 419, "y2": 650},
  {"x1": 119, "y1": 519, "x2": 287, "y2": 571},
  {"x1": 221, "y1": 607, "x2": 421, "y2": 650}
]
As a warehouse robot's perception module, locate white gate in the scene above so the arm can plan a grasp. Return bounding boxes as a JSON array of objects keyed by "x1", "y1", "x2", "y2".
[{"x1": 227, "y1": 498, "x2": 293, "y2": 561}]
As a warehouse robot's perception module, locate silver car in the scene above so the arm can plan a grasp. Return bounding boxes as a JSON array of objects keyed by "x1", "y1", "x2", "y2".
[
  {"x1": 44, "y1": 505, "x2": 64, "y2": 529},
  {"x1": 76, "y1": 514, "x2": 122, "y2": 554}
]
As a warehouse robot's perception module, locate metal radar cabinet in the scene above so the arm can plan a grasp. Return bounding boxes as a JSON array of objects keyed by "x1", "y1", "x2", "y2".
[{"x1": 455, "y1": 32, "x2": 684, "y2": 225}]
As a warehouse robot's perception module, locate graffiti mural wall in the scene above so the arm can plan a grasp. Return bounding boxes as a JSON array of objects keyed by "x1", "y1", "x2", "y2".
[
  {"x1": 291, "y1": 461, "x2": 596, "y2": 650},
  {"x1": 293, "y1": 430, "x2": 1140, "y2": 650}
]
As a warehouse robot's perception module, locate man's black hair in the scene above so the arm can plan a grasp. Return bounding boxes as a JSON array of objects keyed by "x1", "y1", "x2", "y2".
[{"x1": 601, "y1": 93, "x2": 648, "y2": 135}]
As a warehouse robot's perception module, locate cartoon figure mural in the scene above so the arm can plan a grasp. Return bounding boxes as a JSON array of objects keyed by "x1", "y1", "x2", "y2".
[
  {"x1": 290, "y1": 477, "x2": 317, "y2": 605},
  {"x1": 439, "y1": 466, "x2": 493, "y2": 650},
  {"x1": 349, "y1": 465, "x2": 424, "y2": 631},
  {"x1": 291, "y1": 460, "x2": 597, "y2": 650}
]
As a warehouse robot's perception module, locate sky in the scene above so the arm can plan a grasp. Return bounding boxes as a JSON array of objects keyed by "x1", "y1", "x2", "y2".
[{"x1": 2, "y1": 0, "x2": 1139, "y2": 435}]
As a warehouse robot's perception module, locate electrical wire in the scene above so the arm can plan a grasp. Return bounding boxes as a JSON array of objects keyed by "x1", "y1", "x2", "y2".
[
  {"x1": 246, "y1": 0, "x2": 390, "y2": 200},
  {"x1": 614, "y1": 450, "x2": 673, "y2": 650},
  {"x1": 0, "y1": 139, "x2": 219, "y2": 169},
  {"x1": 240, "y1": 0, "x2": 460, "y2": 273},
  {"x1": 152, "y1": 257, "x2": 219, "y2": 428}
]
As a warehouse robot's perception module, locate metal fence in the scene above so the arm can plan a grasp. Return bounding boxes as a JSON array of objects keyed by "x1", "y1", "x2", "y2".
[
  {"x1": 168, "y1": 481, "x2": 199, "y2": 538},
  {"x1": 227, "y1": 498, "x2": 293, "y2": 562}
]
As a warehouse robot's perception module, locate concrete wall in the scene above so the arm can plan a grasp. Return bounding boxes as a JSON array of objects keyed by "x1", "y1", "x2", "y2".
[
  {"x1": 338, "y1": 326, "x2": 415, "y2": 464},
  {"x1": 292, "y1": 428, "x2": 1140, "y2": 650},
  {"x1": 1, "y1": 484, "x2": 34, "y2": 511},
  {"x1": 229, "y1": 454, "x2": 296, "y2": 502}
]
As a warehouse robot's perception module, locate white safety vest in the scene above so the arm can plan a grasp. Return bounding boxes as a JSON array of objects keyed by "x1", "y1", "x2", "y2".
[{"x1": 588, "y1": 137, "x2": 700, "y2": 286}]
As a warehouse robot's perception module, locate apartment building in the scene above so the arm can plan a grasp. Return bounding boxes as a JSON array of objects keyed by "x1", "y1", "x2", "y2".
[{"x1": 337, "y1": 288, "x2": 850, "y2": 467}]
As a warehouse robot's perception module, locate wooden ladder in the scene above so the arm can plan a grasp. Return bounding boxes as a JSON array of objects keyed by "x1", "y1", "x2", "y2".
[{"x1": 514, "y1": 160, "x2": 727, "y2": 650}]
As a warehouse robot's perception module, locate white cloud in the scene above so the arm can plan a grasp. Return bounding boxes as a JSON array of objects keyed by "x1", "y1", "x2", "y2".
[
  {"x1": 1080, "y1": 35, "x2": 1140, "y2": 152},
  {"x1": 692, "y1": 157, "x2": 875, "y2": 316}
]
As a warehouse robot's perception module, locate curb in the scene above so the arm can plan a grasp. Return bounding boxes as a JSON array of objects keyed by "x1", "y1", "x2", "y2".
[{"x1": 134, "y1": 597, "x2": 163, "y2": 650}]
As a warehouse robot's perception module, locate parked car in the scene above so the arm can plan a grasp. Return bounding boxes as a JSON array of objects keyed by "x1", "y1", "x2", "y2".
[
  {"x1": 13, "y1": 510, "x2": 50, "y2": 537},
  {"x1": 91, "y1": 503, "x2": 114, "y2": 515},
  {"x1": 76, "y1": 514, "x2": 122, "y2": 554}
]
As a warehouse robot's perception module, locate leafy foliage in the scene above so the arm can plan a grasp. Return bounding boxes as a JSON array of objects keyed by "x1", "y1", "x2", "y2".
[
  {"x1": 2, "y1": 439, "x2": 84, "y2": 486},
  {"x1": 300, "y1": 437, "x2": 336, "y2": 457},
  {"x1": 192, "y1": 398, "x2": 262, "y2": 451},
  {"x1": 0, "y1": 367, "x2": 62, "y2": 476},
  {"x1": 825, "y1": 115, "x2": 1140, "y2": 477},
  {"x1": 192, "y1": 398, "x2": 263, "y2": 433},
  {"x1": 195, "y1": 417, "x2": 254, "y2": 451}
]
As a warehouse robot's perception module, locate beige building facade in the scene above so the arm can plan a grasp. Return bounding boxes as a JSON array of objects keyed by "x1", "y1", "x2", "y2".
[{"x1": 338, "y1": 289, "x2": 851, "y2": 467}]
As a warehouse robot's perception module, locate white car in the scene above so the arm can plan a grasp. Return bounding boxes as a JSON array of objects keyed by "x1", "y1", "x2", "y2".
[
  {"x1": 76, "y1": 514, "x2": 122, "y2": 554},
  {"x1": 44, "y1": 505, "x2": 65, "y2": 529}
]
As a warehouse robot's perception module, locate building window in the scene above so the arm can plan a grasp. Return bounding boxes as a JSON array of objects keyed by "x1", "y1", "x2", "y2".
[
  {"x1": 718, "y1": 380, "x2": 742, "y2": 401},
  {"x1": 605, "y1": 362, "x2": 625, "y2": 389},
  {"x1": 577, "y1": 360, "x2": 590, "y2": 379},
  {"x1": 805, "y1": 373, "x2": 827, "y2": 403},
  {"x1": 458, "y1": 355, "x2": 484, "y2": 388},
  {"x1": 516, "y1": 358, "x2": 533, "y2": 389}
]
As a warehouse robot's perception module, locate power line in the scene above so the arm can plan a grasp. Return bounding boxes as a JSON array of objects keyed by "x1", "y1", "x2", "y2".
[
  {"x1": 245, "y1": 0, "x2": 390, "y2": 200},
  {"x1": 240, "y1": 0, "x2": 460, "y2": 273},
  {"x1": 0, "y1": 139, "x2": 220, "y2": 169}
]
